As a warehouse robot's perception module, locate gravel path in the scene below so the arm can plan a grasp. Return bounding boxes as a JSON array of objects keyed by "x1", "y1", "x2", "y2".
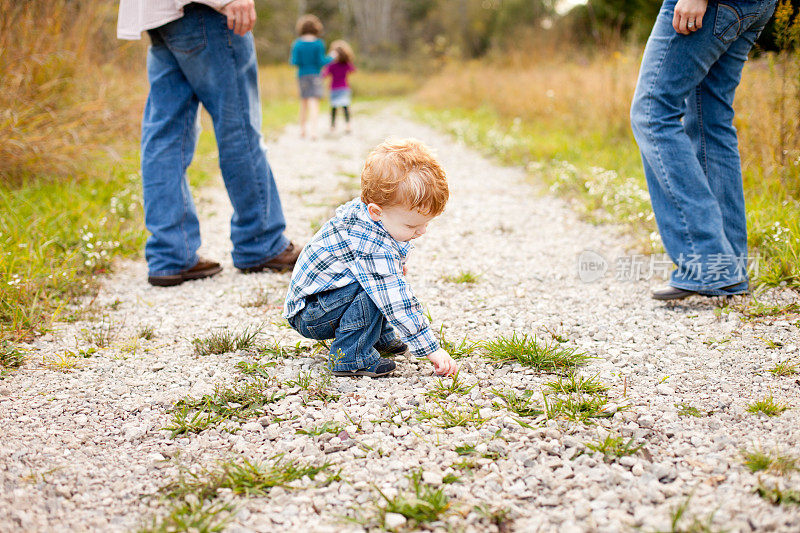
[{"x1": 2, "y1": 105, "x2": 799, "y2": 532}]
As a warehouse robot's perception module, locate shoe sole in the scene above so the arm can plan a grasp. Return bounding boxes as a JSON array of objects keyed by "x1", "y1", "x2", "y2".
[
  {"x1": 331, "y1": 368, "x2": 395, "y2": 378},
  {"x1": 238, "y1": 263, "x2": 294, "y2": 274},
  {"x1": 651, "y1": 291, "x2": 695, "y2": 301},
  {"x1": 148, "y1": 266, "x2": 223, "y2": 287}
]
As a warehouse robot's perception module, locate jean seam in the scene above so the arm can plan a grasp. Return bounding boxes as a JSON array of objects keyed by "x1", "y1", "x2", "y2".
[
  {"x1": 179, "y1": 79, "x2": 193, "y2": 269},
  {"x1": 694, "y1": 87, "x2": 708, "y2": 177},
  {"x1": 643, "y1": 29, "x2": 698, "y2": 258}
]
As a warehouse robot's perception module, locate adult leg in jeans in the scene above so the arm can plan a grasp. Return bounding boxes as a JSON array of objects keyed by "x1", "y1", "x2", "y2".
[
  {"x1": 154, "y1": 4, "x2": 290, "y2": 270},
  {"x1": 141, "y1": 31, "x2": 202, "y2": 276},
  {"x1": 630, "y1": 0, "x2": 775, "y2": 294},
  {"x1": 686, "y1": 21, "x2": 771, "y2": 289}
]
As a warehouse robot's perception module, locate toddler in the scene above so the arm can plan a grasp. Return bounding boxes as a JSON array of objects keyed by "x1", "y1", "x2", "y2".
[
  {"x1": 284, "y1": 138, "x2": 458, "y2": 378},
  {"x1": 322, "y1": 40, "x2": 356, "y2": 133}
]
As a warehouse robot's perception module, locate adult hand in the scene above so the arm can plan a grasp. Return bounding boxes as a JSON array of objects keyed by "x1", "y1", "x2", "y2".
[
  {"x1": 222, "y1": 0, "x2": 256, "y2": 36},
  {"x1": 673, "y1": 0, "x2": 708, "y2": 35}
]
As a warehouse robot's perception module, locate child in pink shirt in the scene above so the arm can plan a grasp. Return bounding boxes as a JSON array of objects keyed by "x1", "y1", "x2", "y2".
[{"x1": 322, "y1": 40, "x2": 356, "y2": 133}]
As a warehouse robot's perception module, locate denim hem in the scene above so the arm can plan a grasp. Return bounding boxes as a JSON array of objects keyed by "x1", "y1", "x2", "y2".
[
  {"x1": 669, "y1": 277, "x2": 748, "y2": 294},
  {"x1": 329, "y1": 349, "x2": 380, "y2": 372},
  {"x1": 233, "y1": 236, "x2": 291, "y2": 269}
]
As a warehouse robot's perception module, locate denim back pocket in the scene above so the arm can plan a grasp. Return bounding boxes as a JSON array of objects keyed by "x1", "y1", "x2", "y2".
[
  {"x1": 713, "y1": 2, "x2": 760, "y2": 43},
  {"x1": 161, "y1": 9, "x2": 207, "y2": 55}
]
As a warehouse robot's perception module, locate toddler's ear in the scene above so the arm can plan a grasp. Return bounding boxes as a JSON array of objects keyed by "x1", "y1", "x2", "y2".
[{"x1": 366, "y1": 203, "x2": 383, "y2": 222}]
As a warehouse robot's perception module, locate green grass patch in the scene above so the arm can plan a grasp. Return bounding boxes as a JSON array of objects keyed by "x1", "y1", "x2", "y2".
[
  {"x1": 377, "y1": 470, "x2": 450, "y2": 525},
  {"x1": 296, "y1": 421, "x2": 344, "y2": 437},
  {"x1": 662, "y1": 496, "x2": 720, "y2": 533},
  {"x1": 730, "y1": 298, "x2": 800, "y2": 320},
  {"x1": 0, "y1": 340, "x2": 25, "y2": 376},
  {"x1": 234, "y1": 359, "x2": 277, "y2": 379},
  {"x1": 285, "y1": 369, "x2": 341, "y2": 404},
  {"x1": 543, "y1": 392, "x2": 612, "y2": 424},
  {"x1": 545, "y1": 373, "x2": 608, "y2": 395},
  {"x1": 481, "y1": 332, "x2": 589, "y2": 373},
  {"x1": 416, "y1": 402, "x2": 490, "y2": 429},
  {"x1": 163, "y1": 455, "x2": 330, "y2": 500},
  {"x1": 742, "y1": 448, "x2": 798, "y2": 475},
  {"x1": 139, "y1": 499, "x2": 233, "y2": 533},
  {"x1": 191, "y1": 325, "x2": 263, "y2": 356},
  {"x1": 676, "y1": 402, "x2": 712, "y2": 417},
  {"x1": 768, "y1": 359, "x2": 798, "y2": 376},
  {"x1": 165, "y1": 379, "x2": 284, "y2": 438},
  {"x1": 437, "y1": 325, "x2": 477, "y2": 359},
  {"x1": 0, "y1": 157, "x2": 144, "y2": 341},
  {"x1": 584, "y1": 434, "x2": 643, "y2": 460},
  {"x1": 756, "y1": 483, "x2": 800, "y2": 506},
  {"x1": 746, "y1": 395, "x2": 790, "y2": 417},
  {"x1": 491, "y1": 388, "x2": 544, "y2": 418},
  {"x1": 443, "y1": 270, "x2": 481, "y2": 284},
  {"x1": 424, "y1": 371, "x2": 474, "y2": 400}
]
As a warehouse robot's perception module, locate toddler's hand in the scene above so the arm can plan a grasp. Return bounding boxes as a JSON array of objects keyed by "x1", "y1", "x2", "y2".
[
  {"x1": 427, "y1": 348, "x2": 457, "y2": 376},
  {"x1": 402, "y1": 264, "x2": 407, "y2": 276}
]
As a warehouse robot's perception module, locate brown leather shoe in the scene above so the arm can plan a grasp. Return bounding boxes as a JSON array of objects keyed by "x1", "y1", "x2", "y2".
[
  {"x1": 147, "y1": 257, "x2": 223, "y2": 287},
  {"x1": 238, "y1": 242, "x2": 302, "y2": 273}
]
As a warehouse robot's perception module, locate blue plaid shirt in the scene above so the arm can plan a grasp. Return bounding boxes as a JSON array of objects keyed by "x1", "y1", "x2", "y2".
[{"x1": 284, "y1": 198, "x2": 439, "y2": 358}]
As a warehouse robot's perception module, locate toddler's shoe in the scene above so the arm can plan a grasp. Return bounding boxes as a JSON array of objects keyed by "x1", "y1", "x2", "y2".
[
  {"x1": 376, "y1": 338, "x2": 409, "y2": 356},
  {"x1": 331, "y1": 358, "x2": 396, "y2": 378}
]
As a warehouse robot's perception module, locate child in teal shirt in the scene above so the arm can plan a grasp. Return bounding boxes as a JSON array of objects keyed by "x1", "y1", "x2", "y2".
[{"x1": 290, "y1": 14, "x2": 332, "y2": 140}]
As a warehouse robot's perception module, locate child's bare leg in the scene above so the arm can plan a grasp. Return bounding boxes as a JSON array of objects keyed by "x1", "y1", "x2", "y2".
[
  {"x1": 299, "y1": 99, "x2": 308, "y2": 137},
  {"x1": 308, "y1": 97, "x2": 319, "y2": 139}
]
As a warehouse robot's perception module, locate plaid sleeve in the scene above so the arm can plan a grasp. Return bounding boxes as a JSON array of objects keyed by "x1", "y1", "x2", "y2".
[{"x1": 347, "y1": 243, "x2": 439, "y2": 359}]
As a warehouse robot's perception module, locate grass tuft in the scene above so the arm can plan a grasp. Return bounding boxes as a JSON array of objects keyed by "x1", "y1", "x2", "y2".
[
  {"x1": 164, "y1": 379, "x2": 284, "y2": 438},
  {"x1": 377, "y1": 470, "x2": 450, "y2": 525},
  {"x1": 42, "y1": 350, "x2": 80, "y2": 372},
  {"x1": 437, "y1": 325, "x2": 478, "y2": 358},
  {"x1": 443, "y1": 270, "x2": 481, "y2": 284},
  {"x1": 584, "y1": 434, "x2": 643, "y2": 460},
  {"x1": 768, "y1": 359, "x2": 798, "y2": 376},
  {"x1": 191, "y1": 325, "x2": 262, "y2": 356},
  {"x1": 139, "y1": 499, "x2": 233, "y2": 533},
  {"x1": 756, "y1": 483, "x2": 800, "y2": 506},
  {"x1": 0, "y1": 341, "x2": 25, "y2": 373},
  {"x1": 746, "y1": 395, "x2": 790, "y2": 417},
  {"x1": 285, "y1": 369, "x2": 340, "y2": 404},
  {"x1": 491, "y1": 388, "x2": 543, "y2": 418},
  {"x1": 543, "y1": 392, "x2": 612, "y2": 424},
  {"x1": 545, "y1": 373, "x2": 608, "y2": 395},
  {"x1": 742, "y1": 448, "x2": 798, "y2": 475},
  {"x1": 481, "y1": 332, "x2": 588, "y2": 373},
  {"x1": 416, "y1": 402, "x2": 490, "y2": 429},
  {"x1": 425, "y1": 371, "x2": 474, "y2": 399},
  {"x1": 162, "y1": 456, "x2": 330, "y2": 500},
  {"x1": 675, "y1": 402, "x2": 711, "y2": 417},
  {"x1": 137, "y1": 325, "x2": 156, "y2": 340}
]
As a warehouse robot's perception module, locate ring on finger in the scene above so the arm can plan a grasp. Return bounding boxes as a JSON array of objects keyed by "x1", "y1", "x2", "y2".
[{"x1": 687, "y1": 20, "x2": 695, "y2": 27}]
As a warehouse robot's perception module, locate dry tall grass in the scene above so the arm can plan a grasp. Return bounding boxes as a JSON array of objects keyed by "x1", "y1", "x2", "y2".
[{"x1": 0, "y1": 0, "x2": 145, "y2": 186}]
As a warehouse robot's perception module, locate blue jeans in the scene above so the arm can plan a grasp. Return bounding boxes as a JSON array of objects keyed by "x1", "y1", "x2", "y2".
[
  {"x1": 289, "y1": 283, "x2": 398, "y2": 372},
  {"x1": 630, "y1": 0, "x2": 776, "y2": 295},
  {"x1": 142, "y1": 3, "x2": 289, "y2": 276}
]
